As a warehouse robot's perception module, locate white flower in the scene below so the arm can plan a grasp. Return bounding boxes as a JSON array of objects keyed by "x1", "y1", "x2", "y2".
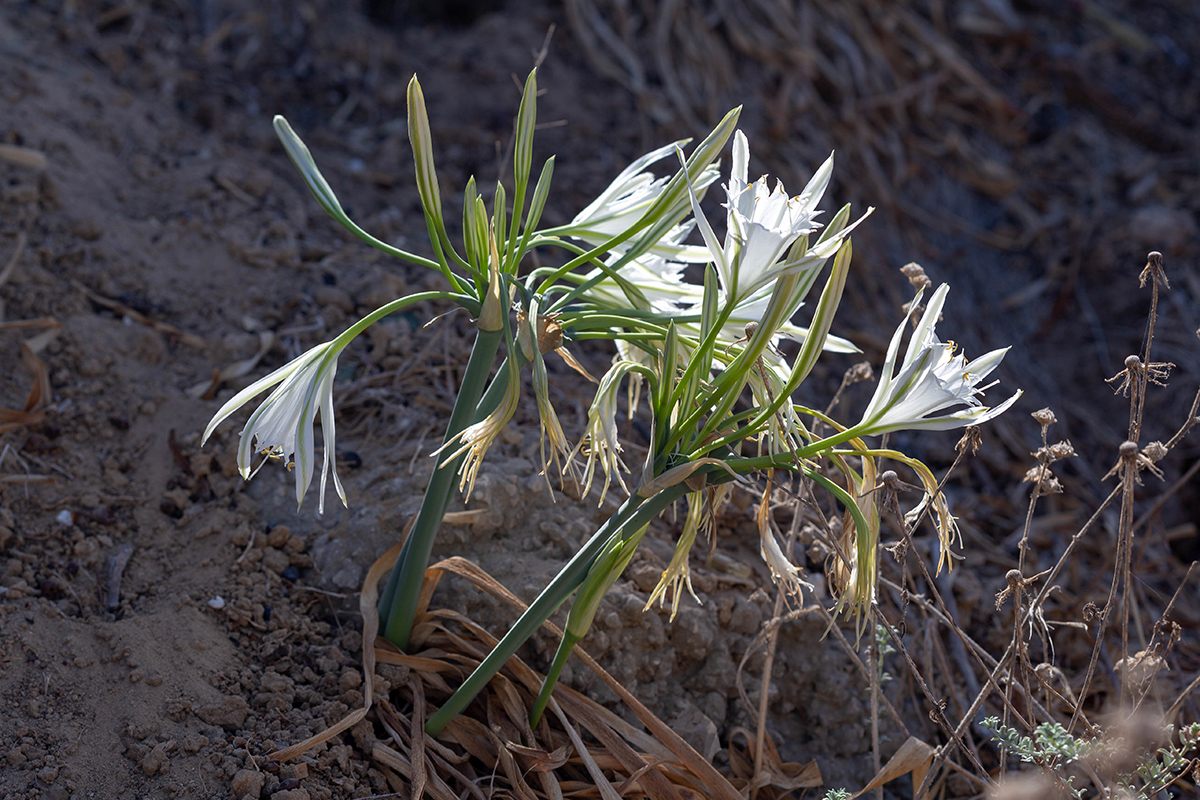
[
  {"x1": 202, "y1": 342, "x2": 346, "y2": 513},
  {"x1": 857, "y1": 284, "x2": 1021, "y2": 435},
  {"x1": 690, "y1": 131, "x2": 835, "y2": 304},
  {"x1": 564, "y1": 141, "x2": 719, "y2": 262},
  {"x1": 644, "y1": 490, "x2": 704, "y2": 621}
]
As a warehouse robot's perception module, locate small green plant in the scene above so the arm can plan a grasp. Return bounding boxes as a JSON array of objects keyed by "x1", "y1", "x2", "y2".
[
  {"x1": 874, "y1": 623, "x2": 895, "y2": 685},
  {"x1": 984, "y1": 717, "x2": 1200, "y2": 798},
  {"x1": 202, "y1": 68, "x2": 1019, "y2": 735}
]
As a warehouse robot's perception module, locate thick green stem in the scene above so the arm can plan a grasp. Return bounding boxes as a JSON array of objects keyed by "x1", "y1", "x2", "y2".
[
  {"x1": 425, "y1": 483, "x2": 688, "y2": 735},
  {"x1": 379, "y1": 326, "x2": 504, "y2": 649},
  {"x1": 529, "y1": 630, "x2": 582, "y2": 728}
]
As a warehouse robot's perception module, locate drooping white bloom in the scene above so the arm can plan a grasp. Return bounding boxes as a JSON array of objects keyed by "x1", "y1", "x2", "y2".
[
  {"x1": 857, "y1": 284, "x2": 1021, "y2": 435},
  {"x1": 644, "y1": 490, "x2": 704, "y2": 621},
  {"x1": 202, "y1": 342, "x2": 346, "y2": 513}
]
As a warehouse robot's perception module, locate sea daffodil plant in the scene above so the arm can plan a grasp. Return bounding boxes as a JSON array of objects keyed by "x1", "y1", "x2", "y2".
[{"x1": 202, "y1": 69, "x2": 1019, "y2": 735}]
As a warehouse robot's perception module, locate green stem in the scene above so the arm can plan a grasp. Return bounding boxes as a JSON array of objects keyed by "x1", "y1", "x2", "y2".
[
  {"x1": 378, "y1": 326, "x2": 504, "y2": 648},
  {"x1": 529, "y1": 630, "x2": 582, "y2": 729},
  {"x1": 425, "y1": 483, "x2": 689, "y2": 735}
]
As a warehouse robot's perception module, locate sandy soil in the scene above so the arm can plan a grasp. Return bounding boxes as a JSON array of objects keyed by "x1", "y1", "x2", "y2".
[{"x1": 1, "y1": 1, "x2": 1198, "y2": 799}]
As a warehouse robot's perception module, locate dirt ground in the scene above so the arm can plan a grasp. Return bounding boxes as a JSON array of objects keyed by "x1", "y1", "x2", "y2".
[{"x1": 1, "y1": 1, "x2": 1198, "y2": 799}]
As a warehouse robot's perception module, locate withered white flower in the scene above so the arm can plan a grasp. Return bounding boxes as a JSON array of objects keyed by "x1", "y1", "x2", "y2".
[
  {"x1": 202, "y1": 342, "x2": 345, "y2": 513},
  {"x1": 435, "y1": 362, "x2": 521, "y2": 499},
  {"x1": 569, "y1": 360, "x2": 643, "y2": 505},
  {"x1": 757, "y1": 481, "x2": 813, "y2": 603},
  {"x1": 858, "y1": 284, "x2": 1021, "y2": 435}
]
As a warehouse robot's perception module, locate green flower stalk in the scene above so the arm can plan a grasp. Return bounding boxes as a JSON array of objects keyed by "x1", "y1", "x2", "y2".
[{"x1": 529, "y1": 522, "x2": 648, "y2": 728}]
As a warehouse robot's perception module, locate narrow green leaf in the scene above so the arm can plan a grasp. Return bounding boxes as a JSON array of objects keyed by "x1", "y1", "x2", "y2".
[
  {"x1": 786, "y1": 238, "x2": 853, "y2": 391},
  {"x1": 513, "y1": 69, "x2": 537, "y2": 201}
]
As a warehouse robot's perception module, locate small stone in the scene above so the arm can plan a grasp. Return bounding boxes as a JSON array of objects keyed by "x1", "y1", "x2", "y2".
[
  {"x1": 266, "y1": 526, "x2": 291, "y2": 548},
  {"x1": 261, "y1": 547, "x2": 290, "y2": 574},
  {"x1": 139, "y1": 743, "x2": 170, "y2": 776},
  {"x1": 37, "y1": 765, "x2": 59, "y2": 784},
  {"x1": 196, "y1": 695, "x2": 248, "y2": 731},
  {"x1": 181, "y1": 734, "x2": 209, "y2": 753},
  {"x1": 273, "y1": 788, "x2": 310, "y2": 800},
  {"x1": 230, "y1": 768, "x2": 265, "y2": 799},
  {"x1": 338, "y1": 670, "x2": 362, "y2": 693},
  {"x1": 312, "y1": 285, "x2": 353, "y2": 313},
  {"x1": 726, "y1": 597, "x2": 762, "y2": 635}
]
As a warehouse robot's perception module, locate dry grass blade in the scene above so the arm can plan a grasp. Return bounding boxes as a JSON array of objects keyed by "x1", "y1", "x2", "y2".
[
  {"x1": 727, "y1": 727, "x2": 822, "y2": 794},
  {"x1": 267, "y1": 543, "x2": 755, "y2": 798},
  {"x1": 426, "y1": 556, "x2": 745, "y2": 800},
  {"x1": 0, "y1": 232, "x2": 26, "y2": 290},
  {"x1": 72, "y1": 280, "x2": 207, "y2": 348},
  {"x1": 853, "y1": 736, "x2": 934, "y2": 798},
  {"x1": 0, "y1": 319, "x2": 61, "y2": 434},
  {"x1": 0, "y1": 144, "x2": 47, "y2": 171}
]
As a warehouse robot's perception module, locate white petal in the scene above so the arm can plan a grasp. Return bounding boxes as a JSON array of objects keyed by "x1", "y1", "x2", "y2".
[{"x1": 904, "y1": 284, "x2": 950, "y2": 366}]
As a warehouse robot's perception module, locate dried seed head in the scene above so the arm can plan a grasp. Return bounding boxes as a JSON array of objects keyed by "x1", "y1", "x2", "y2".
[
  {"x1": 956, "y1": 425, "x2": 982, "y2": 455},
  {"x1": 995, "y1": 569, "x2": 1026, "y2": 609},
  {"x1": 1140, "y1": 250, "x2": 1169, "y2": 289},
  {"x1": 1048, "y1": 441, "x2": 1076, "y2": 461},
  {"x1": 1023, "y1": 465, "x2": 1063, "y2": 494},
  {"x1": 846, "y1": 361, "x2": 874, "y2": 384},
  {"x1": 1031, "y1": 407, "x2": 1057, "y2": 428},
  {"x1": 900, "y1": 262, "x2": 932, "y2": 290},
  {"x1": 1142, "y1": 441, "x2": 1168, "y2": 462}
]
